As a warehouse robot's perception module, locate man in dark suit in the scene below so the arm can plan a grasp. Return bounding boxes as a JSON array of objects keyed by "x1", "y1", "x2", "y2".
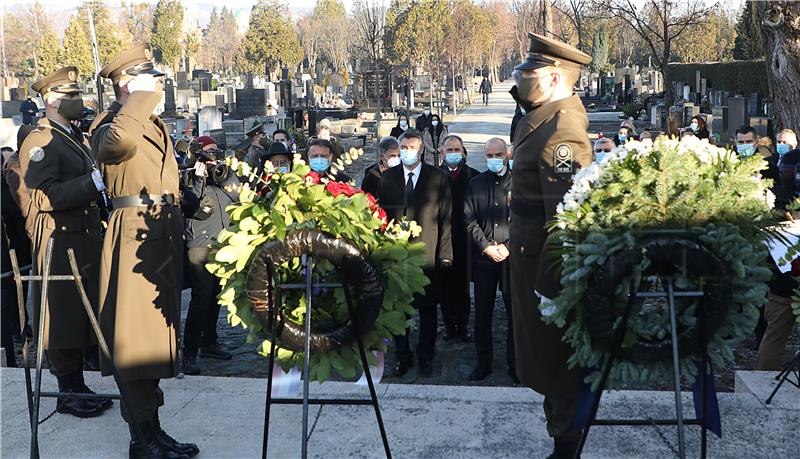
[
  {"x1": 439, "y1": 135, "x2": 479, "y2": 342},
  {"x1": 361, "y1": 136, "x2": 400, "y2": 196},
  {"x1": 377, "y1": 129, "x2": 453, "y2": 376}
]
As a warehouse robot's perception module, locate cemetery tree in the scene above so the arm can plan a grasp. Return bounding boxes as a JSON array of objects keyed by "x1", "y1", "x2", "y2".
[
  {"x1": 482, "y1": 1, "x2": 516, "y2": 83},
  {"x1": 554, "y1": 0, "x2": 590, "y2": 51},
  {"x1": 350, "y1": 0, "x2": 387, "y2": 101},
  {"x1": 733, "y1": 0, "x2": 764, "y2": 60},
  {"x1": 183, "y1": 29, "x2": 200, "y2": 72},
  {"x1": 671, "y1": 7, "x2": 736, "y2": 63},
  {"x1": 601, "y1": 0, "x2": 717, "y2": 108},
  {"x1": 314, "y1": 0, "x2": 351, "y2": 76},
  {"x1": 121, "y1": 2, "x2": 154, "y2": 45},
  {"x1": 20, "y1": 1, "x2": 52, "y2": 79},
  {"x1": 2, "y1": 13, "x2": 30, "y2": 77},
  {"x1": 78, "y1": 0, "x2": 127, "y2": 67},
  {"x1": 201, "y1": 7, "x2": 241, "y2": 74},
  {"x1": 238, "y1": 0, "x2": 303, "y2": 78},
  {"x1": 59, "y1": 14, "x2": 95, "y2": 79},
  {"x1": 35, "y1": 30, "x2": 60, "y2": 77},
  {"x1": 759, "y1": 1, "x2": 800, "y2": 131},
  {"x1": 150, "y1": 0, "x2": 184, "y2": 73}
]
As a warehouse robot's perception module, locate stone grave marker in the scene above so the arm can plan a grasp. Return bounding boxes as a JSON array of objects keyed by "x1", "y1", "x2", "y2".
[
  {"x1": 198, "y1": 106, "x2": 223, "y2": 136},
  {"x1": 163, "y1": 78, "x2": 177, "y2": 117},
  {"x1": 728, "y1": 97, "x2": 748, "y2": 141}
]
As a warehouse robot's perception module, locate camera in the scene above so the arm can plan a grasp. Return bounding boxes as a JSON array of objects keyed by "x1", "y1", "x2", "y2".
[{"x1": 196, "y1": 149, "x2": 231, "y2": 184}]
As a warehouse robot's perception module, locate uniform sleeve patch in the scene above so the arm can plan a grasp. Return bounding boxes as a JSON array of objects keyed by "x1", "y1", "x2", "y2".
[
  {"x1": 554, "y1": 144, "x2": 573, "y2": 174},
  {"x1": 28, "y1": 147, "x2": 45, "y2": 163}
]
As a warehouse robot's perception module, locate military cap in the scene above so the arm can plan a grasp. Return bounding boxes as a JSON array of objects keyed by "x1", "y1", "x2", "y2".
[
  {"x1": 515, "y1": 33, "x2": 592, "y2": 71},
  {"x1": 263, "y1": 141, "x2": 289, "y2": 159},
  {"x1": 100, "y1": 43, "x2": 165, "y2": 82},
  {"x1": 31, "y1": 66, "x2": 81, "y2": 96},
  {"x1": 246, "y1": 122, "x2": 265, "y2": 138}
]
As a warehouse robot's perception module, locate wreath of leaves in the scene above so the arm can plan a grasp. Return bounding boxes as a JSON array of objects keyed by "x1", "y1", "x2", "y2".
[
  {"x1": 549, "y1": 137, "x2": 782, "y2": 388},
  {"x1": 207, "y1": 152, "x2": 429, "y2": 382}
]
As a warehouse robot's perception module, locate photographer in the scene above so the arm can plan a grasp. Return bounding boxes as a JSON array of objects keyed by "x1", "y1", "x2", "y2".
[{"x1": 182, "y1": 137, "x2": 240, "y2": 375}]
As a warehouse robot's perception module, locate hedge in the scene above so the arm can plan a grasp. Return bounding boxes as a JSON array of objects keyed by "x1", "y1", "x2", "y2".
[{"x1": 667, "y1": 60, "x2": 768, "y2": 97}]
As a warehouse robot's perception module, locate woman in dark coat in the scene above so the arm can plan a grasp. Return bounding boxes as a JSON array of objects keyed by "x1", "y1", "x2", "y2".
[
  {"x1": 689, "y1": 115, "x2": 710, "y2": 140},
  {"x1": 390, "y1": 115, "x2": 410, "y2": 138}
]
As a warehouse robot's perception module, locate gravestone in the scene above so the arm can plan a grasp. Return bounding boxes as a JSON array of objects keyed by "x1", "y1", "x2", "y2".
[
  {"x1": 703, "y1": 114, "x2": 715, "y2": 136},
  {"x1": 749, "y1": 117, "x2": 770, "y2": 138},
  {"x1": 747, "y1": 93, "x2": 761, "y2": 117},
  {"x1": 198, "y1": 106, "x2": 223, "y2": 137},
  {"x1": 235, "y1": 87, "x2": 267, "y2": 119},
  {"x1": 163, "y1": 78, "x2": 177, "y2": 117},
  {"x1": 712, "y1": 106, "x2": 727, "y2": 141},
  {"x1": 200, "y1": 91, "x2": 217, "y2": 106},
  {"x1": 206, "y1": 128, "x2": 226, "y2": 150},
  {"x1": 176, "y1": 72, "x2": 189, "y2": 90},
  {"x1": 695, "y1": 70, "x2": 701, "y2": 94},
  {"x1": 700, "y1": 78, "x2": 707, "y2": 97},
  {"x1": 728, "y1": 97, "x2": 748, "y2": 141},
  {"x1": 682, "y1": 85, "x2": 690, "y2": 101},
  {"x1": 226, "y1": 86, "x2": 235, "y2": 104},
  {"x1": 215, "y1": 94, "x2": 225, "y2": 109},
  {"x1": 683, "y1": 103, "x2": 699, "y2": 125},
  {"x1": 222, "y1": 119, "x2": 245, "y2": 148}
]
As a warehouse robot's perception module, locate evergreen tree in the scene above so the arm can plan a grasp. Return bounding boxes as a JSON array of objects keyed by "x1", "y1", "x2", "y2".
[
  {"x1": 78, "y1": 0, "x2": 127, "y2": 67},
  {"x1": 237, "y1": 0, "x2": 303, "y2": 76},
  {"x1": 201, "y1": 6, "x2": 241, "y2": 74},
  {"x1": 58, "y1": 14, "x2": 95, "y2": 79},
  {"x1": 733, "y1": 1, "x2": 764, "y2": 60},
  {"x1": 151, "y1": 0, "x2": 184, "y2": 72},
  {"x1": 36, "y1": 30, "x2": 60, "y2": 76},
  {"x1": 591, "y1": 22, "x2": 609, "y2": 72}
]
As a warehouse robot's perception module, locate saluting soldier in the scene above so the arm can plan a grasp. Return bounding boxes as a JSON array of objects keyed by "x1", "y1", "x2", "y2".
[
  {"x1": 89, "y1": 44, "x2": 198, "y2": 459},
  {"x1": 17, "y1": 67, "x2": 112, "y2": 418},
  {"x1": 508, "y1": 33, "x2": 593, "y2": 459}
]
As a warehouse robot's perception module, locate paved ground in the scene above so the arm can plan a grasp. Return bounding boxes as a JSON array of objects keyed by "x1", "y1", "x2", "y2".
[{"x1": 1, "y1": 368, "x2": 797, "y2": 458}]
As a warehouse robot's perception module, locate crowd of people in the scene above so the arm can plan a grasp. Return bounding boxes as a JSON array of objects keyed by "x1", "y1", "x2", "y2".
[{"x1": 1, "y1": 32, "x2": 798, "y2": 459}]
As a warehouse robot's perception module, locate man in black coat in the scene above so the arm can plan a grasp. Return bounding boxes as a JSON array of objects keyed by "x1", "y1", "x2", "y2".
[
  {"x1": 479, "y1": 77, "x2": 493, "y2": 105},
  {"x1": 463, "y1": 138, "x2": 514, "y2": 382},
  {"x1": 415, "y1": 108, "x2": 433, "y2": 131},
  {"x1": 20, "y1": 97, "x2": 39, "y2": 125},
  {"x1": 361, "y1": 136, "x2": 400, "y2": 196},
  {"x1": 439, "y1": 135, "x2": 479, "y2": 342},
  {"x1": 377, "y1": 129, "x2": 453, "y2": 377}
]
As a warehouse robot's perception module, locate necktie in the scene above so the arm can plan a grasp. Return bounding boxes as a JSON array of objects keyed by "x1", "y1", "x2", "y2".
[{"x1": 406, "y1": 172, "x2": 414, "y2": 201}]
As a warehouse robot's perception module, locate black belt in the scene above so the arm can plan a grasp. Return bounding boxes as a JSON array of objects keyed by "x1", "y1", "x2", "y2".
[{"x1": 111, "y1": 194, "x2": 177, "y2": 208}]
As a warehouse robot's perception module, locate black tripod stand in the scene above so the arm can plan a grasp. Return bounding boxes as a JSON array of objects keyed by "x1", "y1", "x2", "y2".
[
  {"x1": 260, "y1": 254, "x2": 392, "y2": 459},
  {"x1": 766, "y1": 349, "x2": 800, "y2": 404}
]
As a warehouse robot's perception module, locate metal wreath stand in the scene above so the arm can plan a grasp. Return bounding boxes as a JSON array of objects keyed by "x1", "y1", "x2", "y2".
[
  {"x1": 574, "y1": 235, "x2": 732, "y2": 459},
  {"x1": 245, "y1": 229, "x2": 391, "y2": 459},
  {"x1": 7, "y1": 238, "x2": 142, "y2": 459}
]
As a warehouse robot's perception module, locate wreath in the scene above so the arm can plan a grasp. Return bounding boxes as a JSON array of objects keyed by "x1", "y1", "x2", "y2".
[
  {"x1": 549, "y1": 136, "x2": 781, "y2": 388},
  {"x1": 207, "y1": 149, "x2": 429, "y2": 382}
]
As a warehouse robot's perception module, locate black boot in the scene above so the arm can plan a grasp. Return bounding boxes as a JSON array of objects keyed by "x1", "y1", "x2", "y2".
[
  {"x1": 128, "y1": 420, "x2": 189, "y2": 459},
  {"x1": 152, "y1": 413, "x2": 199, "y2": 457},
  {"x1": 72, "y1": 371, "x2": 113, "y2": 412},
  {"x1": 546, "y1": 434, "x2": 581, "y2": 459},
  {"x1": 55, "y1": 374, "x2": 103, "y2": 418}
]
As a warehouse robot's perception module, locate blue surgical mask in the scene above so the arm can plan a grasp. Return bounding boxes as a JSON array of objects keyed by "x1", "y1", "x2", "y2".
[
  {"x1": 486, "y1": 158, "x2": 505, "y2": 174},
  {"x1": 777, "y1": 143, "x2": 791, "y2": 156},
  {"x1": 309, "y1": 157, "x2": 330, "y2": 172},
  {"x1": 278, "y1": 166, "x2": 289, "y2": 173},
  {"x1": 618, "y1": 133, "x2": 628, "y2": 143},
  {"x1": 508, "y1": 159, "x2": 513, "y2": 170},
  {"x1": 400, "y1": 149, "x2": 419, "y2": 166},
  {"x1": 445, "y1": 153, "x2": 462, "y2": 165},
  {"x1": 595, "y1": 152, "x2": 607, "y2": 163},
  {"x1": 690, "y1": 122, "x2": 699, "y2": 132},
  {"x1": 736, "y1": 144, "x2": 755, "y2": 157}
]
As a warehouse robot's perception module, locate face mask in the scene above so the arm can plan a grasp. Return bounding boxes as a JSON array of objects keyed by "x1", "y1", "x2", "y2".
[
  {"x1": 445, "y1": 153, "x2": 462, "y2": 165},
  {"x1": 431, "y1": 120, "x2": 439, "y2": 127},
  {"x1": 400, "y1": 149, "x2": 419, "y2": 166},
  {"x1": 595, "y1": 152, "x2": 607, "y2": 163},
  {"x1": 618, "y1": 133, "x2": 628, "y2": 143},
  {"x1": 486, "y1": 158, "x2": 505, "y2": 174},
  {"x1": 508, "y1": 159, "x2": 514, "y2": 170},
  {"x1": 58, "y1": 98, "x2": 84, "y2": 121},
  {"x1": 309, "y1": 157, "x2": 330, "y2": 172},
  {"x1": 736, "y1": 144, "x2": 755, "y2": 157},
  {"x1": 386, "y1": 156, "x2": 401, "y2": 168},
  {"x1": 423, "y1": 110, "x2": 430, "y2": 116},
  {"x1": 399, "y1": 121, "x2": 408, "y2": 129},
  {"x1": 690, "y1": 122, "x2": 699, "y2": 133},
  {"x1": 777, "y1": 143, "x2": 791, "y2": 156},
  {"x1": 278, "y1": 166, "x2": 289, "y2": 173},
  {"x1": 516, "y1": 74, "x2": 550, "y2": 108}
]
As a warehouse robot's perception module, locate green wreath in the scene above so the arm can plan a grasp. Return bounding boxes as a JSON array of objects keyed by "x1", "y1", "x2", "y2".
[
  {"x1": 207, "y1": 151, "x2": 429, "y2": 382},
  {"x1": 549, "y1": 136, "x2": 782, "y2": 388}
]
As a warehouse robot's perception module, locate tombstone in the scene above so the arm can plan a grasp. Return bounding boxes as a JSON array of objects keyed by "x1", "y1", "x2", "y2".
[
  {"x1": 235, "y1": 87, "x2": 267, "y2": 119},
  {"x1": 222, "y1": 119, "x2": 245, "y2": 148},
  {"x1": 226, "y1": 86, "x2": 235, "y2": 104},
  {"x1": 702, "y1": 113, "x2": 715, "y2": 136},
  {"x1": 728, "y1": 96, "x2": 748, "y2": 141},
  {"x1": 712, "y1": 105, "x2": 727, "y2": 141},
  {"x1": 215, "y1": 94, "x2": 225, "y2": 109},
  {"x1": 198, "y1": 106, "x2": 223, "y2": 136},
  {"x1": 651, "y1": 104, "x2": 662, "y2": 129},
  {"x1": 683, "y1": 103, "x2": 699, "y2": 125},
  {"x1": 278, "y1": 80, "x2": 292, "y2": 109},
  {"x1": 163, "y1": 78, "x2": 177, "y2": 117},
  {"x1": 206, "y1": 128, "x2": 227, "y2": 150},
  {"x1": 200, "y1": 91, "x2": 217, "y2": 107},
  {"x1": 749, "y1": 117, "x2": 770, "y2": 138},
  {"x1": 695, "y1": 70, "x2": 702, "y2": 94},
  {"x1": 700, "y1": 78, "x2": 707, "y2": 97},
  {"x1": 747, "y1": 93, "x2": 761, "y2": 117},
  {"x1": 245, "y1": 73, "x2": 255, "y2": 89},
  {"x1": 682, "y1": 85, "x2": 690, "y2": 102},
  {"x1": 265, "y1": 82, "x2": 276, "y2": 105},
  {"x1": 176, "y1": 72, "x2": 189, "y2": 90}
]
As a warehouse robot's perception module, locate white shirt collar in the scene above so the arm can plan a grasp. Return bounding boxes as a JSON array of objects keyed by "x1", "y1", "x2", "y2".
[
  {"x1": 403, "y1": 162, "x2": 423, "y2": 188},
  {"x1": 50, "y1": 119, "x2": 73, "y2": 133}
]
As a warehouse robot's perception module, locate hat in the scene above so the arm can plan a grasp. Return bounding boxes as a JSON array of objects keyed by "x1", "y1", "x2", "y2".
[
  {"x1": 195, "y1": 136, "x2": 217, "y2": 149},
  {"x1": 246, "y1": 122, "x2": 265, "y2": 138},
  {"x1": 31, "y1": 66, "x2": 82, "y2": 96},
  {"x1": 515, "y1": 33, "x2": 592, "y2": 71},
  {"x1": 319, "y1": 118, "x2": 331, "y2": 129},
  {"x1": 264, "y1": 141, "x2": 289, "y2": 159},
  {"x1": 100, "y1": 43, "x2": 165, "y2": 83}
]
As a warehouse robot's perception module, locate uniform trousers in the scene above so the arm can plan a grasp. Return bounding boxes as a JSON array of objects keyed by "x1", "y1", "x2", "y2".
[
  {"x1": 756, "y1": 293, "x2": 796, "y2": 370},
  {"x1": 395, "y1": 269, "x2": 440, "y2": 365},
  {"x1": 183, "y1": 246, "x2": 221, "y2": 355},
  {"x1": 472, "y1": 263, "x2": 514, "y2": 370},
  {"x1": 119, "y1": 378, "x2": 164, "y2": 424},
  {"x1": 47, "y1": 348, "x2": 84, "y2": 377}
]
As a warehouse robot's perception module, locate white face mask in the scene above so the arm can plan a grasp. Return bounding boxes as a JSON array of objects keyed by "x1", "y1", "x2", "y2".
[
  {"x1": 399, "y1": 120, "x2": 408, "y2": 129},
  {"x1": 423, "y1": 109, "x2": 430, "y2": 116},
  {"x1": 386, "y1": 156, "x2": 401, "y2": 168},
  {"x1": 431, "y1": 120, "x2": 439, "y2": 127}
]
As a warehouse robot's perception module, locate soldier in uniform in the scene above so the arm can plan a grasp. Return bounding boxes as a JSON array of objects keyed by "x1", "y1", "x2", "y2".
[
  {"x1": 508, "y1": 33, "x2": 592, "y2": 458},
  {"x1": 89, "y1": 44, "x2": 199, "y2": 459},
  {"x1": 245, "y1": 122, "x2": 266, "y2": 168},
  {"x1": 17, "y1": 67, "x2": 112, "y2": 418}
]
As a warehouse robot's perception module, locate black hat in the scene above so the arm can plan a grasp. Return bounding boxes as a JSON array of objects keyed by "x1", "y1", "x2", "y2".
[
  {"x1": 515, "y1": 33, "x2": 592, "y2": 71},
  {"x1": 246, "y1": 122, "x2": 265, "y2": 138},
  {"x1": 264, "y1": 141, "x2": 289, "y2": 159},
  {"x1": 100, "y1": 44, "x2": 165, "y2": 83},
  {"x1": 31, "y1": 66, "x2": 82, "y2": 96}
]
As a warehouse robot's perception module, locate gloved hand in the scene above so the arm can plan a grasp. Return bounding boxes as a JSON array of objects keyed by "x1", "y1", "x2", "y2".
[
  {"x1": 126, "y1": 74, "x2": 158, "y2": 93},
  {"x1": 91, "y1": 169, "x2": 106, "y2": 192}
]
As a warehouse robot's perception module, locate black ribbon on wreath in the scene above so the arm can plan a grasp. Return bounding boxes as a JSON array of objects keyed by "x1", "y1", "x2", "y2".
[
  {"x1": 573, "y1": 235, "x2": 724, "y2": 438},
  {"x1": 246, "y1": 228, "x2": 385, "y2": 353}
]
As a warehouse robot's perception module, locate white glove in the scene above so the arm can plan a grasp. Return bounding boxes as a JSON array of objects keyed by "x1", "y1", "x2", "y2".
[
  {"x1": 91, "y1": 169, "x2": 106, "y2": 191},
  {"x1": 535, "y1": 290, "x2": 557, "y2": 317},
  {"x1": 193, "y1": 161, "x2": 208, "y2": 177},
  {"x1": 126, "y1": 74, "x2": 158, "y2": 93}
]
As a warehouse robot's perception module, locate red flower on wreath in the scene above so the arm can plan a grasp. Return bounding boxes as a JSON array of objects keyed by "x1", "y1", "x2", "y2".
[
  {"x1": 305, "y1": 171, "x2": 321, "y2": 185},
  {"x1": 325, "y1": 180, "x2": 358, "y2": 197}
]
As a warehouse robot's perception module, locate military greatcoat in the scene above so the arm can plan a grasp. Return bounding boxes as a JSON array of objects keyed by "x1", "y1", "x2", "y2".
[{"x1": 89, "y1": 91, "x2": 183, "y2": 381}]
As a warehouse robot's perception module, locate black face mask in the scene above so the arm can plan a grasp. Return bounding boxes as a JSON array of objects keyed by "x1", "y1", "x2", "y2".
[{"x1": 57, "y1": 98, "x2": 84, "y2": 121}]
